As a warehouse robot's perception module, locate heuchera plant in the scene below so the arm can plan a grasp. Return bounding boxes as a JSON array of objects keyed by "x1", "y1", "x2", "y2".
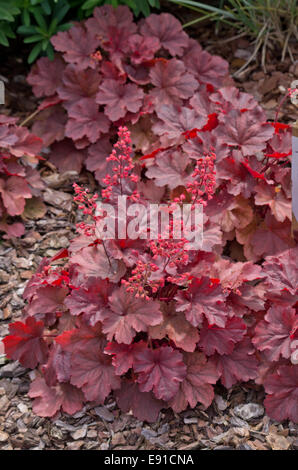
[
  {"x1": 0, "y1": 115, "x2": 45, "y2": 238},
  {"x1": 3, "y1": 121, "x2": 297, "y2": 423},
  {"x1": 3, "y1": 6, "x2": 297, "y2": 423}
]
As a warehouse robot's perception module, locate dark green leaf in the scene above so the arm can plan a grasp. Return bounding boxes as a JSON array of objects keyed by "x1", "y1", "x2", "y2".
[
  {"x1": 23, "y1": 34, "x2": 43, "y2": 43},
  {"x1": 17, "y1": 24, "x2": 37, "y2": 34},
  {"x1": 28, "y1": 41, "x2": 42, "y2": 63},
  {"x1": 46, "y1": 41, "x2": 54, "y2": 60},
  {"x1": 32, "y1": 6, "x2": 48, "y2": 30},
  {"x1": 41, "y1": 0, "x2": 51, "y2": 15}
]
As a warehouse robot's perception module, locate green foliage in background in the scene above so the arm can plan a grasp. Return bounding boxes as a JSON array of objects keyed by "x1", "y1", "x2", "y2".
[
  {"x1": 0, "y1": 0, "x2": 160, "y2": 63},
  {"x1": 168, "y1": 0, "x2": 298, "y2": 63}
]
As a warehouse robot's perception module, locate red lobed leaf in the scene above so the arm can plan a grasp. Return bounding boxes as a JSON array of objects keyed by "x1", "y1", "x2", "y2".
[
  {"x1": 51, "y1": 24, "x2": 100, "y2": 70},
  {"x1": 49, "y1": 139, "x2": 86, "y2": 173},
  {"x1": 65, "y1": 98, "x2": 110, "y2": 144},
  {"x1": 153, "y1": 104, "x2": 206, "y2": 146},
  {"x1": 29, "y1": 377, "x2": 84, "y2": 417},
  {"x1": 140, "y1": 13, "x2": 188, "y2": 57},
  {"x1": 215, "y1": 109, "x2": 274, "y2": 156},
  {"x1": 3, "y1": 317, "x2": 48, "y2": 369},
  {"x1": 169, "y1": 352, "x2": 219, "y2": 412},
  {"x1": 175, "y1": 277, "x2": 228, "y2": 328},
  {"x1": 70, "y1": 245, "x2": 126, "y2": 283},
  {"x1": 104, "y1": 341, "x2": 146, "y2": 375},
  {"x1": 183, "y1": 39, "x2": 229, "y2": 87},
  {"x1": 57, "y1": 64, "x2": 101, "y2": 109},
  {"x1": 133, "y1": 345, "x2": 186, "y2": 401},
  {"x1": 115, "y1": 380, "x2": 165, "y2": 423},
  {"x1": 253, "y1": 306, "x2": 298, "y2": 361},
  {"x1": 101, "y1": 286, "x2": 162, "y2": 344},
  {"x1": 149, "y1": 303, "x2": 199, "y2": 353},
  {"x1": 262, "y1": 247, "x2": 298, "y2": 304},
  {"x1": 145, "y1": 148, "x2": 189, "y2": 189},
  {"x1": 199, "y1": 317, "x2": 247, "y2": 356},
  {"x1": 27, "y1": 56, "x2": 65, "y2": 98},
  {"x1": 0, "y1": 176, "x2": 32, "y2": 216},
  {"x1": 42, "y1": 343, "x2": 71, "y2": 387},
  {"x1": 128, "y1": 34, "x2": 160, "y2": 65},
  {"x1": 264, "y1": 365, "x2": 298, "y2": 423},
  {"x1": 25, "y1": 286, "x2": 68, "y2": 325},
  {"x1": 96, "y1": 79, "x2": 144, "y2": 122},
  {"x1": 212, "y1": 338, "x2": 258, "y2": 389},
  {"x1": 148, "y1": 59, "x2": 198, "y2": 106},
  {"x1": 70, "y1": 340, "x2": 121, "y2": 402},
  {"x1": 65, "y1": 279, "x2": 111, "y2": 326}
]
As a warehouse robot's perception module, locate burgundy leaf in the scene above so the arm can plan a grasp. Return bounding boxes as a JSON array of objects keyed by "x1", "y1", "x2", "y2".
[
  {"x1": 57, "y1": 64, "x2": 101, "y2": 108},
  {"x1": 149, "y1": 59, "x2": 198, "y2": 106},
  {"x1": 169, "y1": 352, "x2": 219, "y2": 412},
  {"x1": 32, "y1": 106, "x2": 66, "y2": 147},
  {"x1": 96, "y1": 79, "x2": 144, "y2": 122},
  {"x1": 86, "y1": 137, "x2": 112, "y2": 180},
  {"x1": 49, "y1": 139, "x2": 86, "y2": 173},
  {"x1": 70, "y1": 341, "x2": 121, "y2": 402},
  {"x1": 264, "y1": 366, "x2": 298, "y2": 423},
  {"x1": 115, "y1": 380, "x2": 164, "y2": 423},
  {"x1": 199, "y1": 317, "x2": 247, "y2": 356},
  {"x1": 9, "y1": 127, "x2": 43, "y2": 157},
  {"x1": 149, "y1": 303, "x2": 199, "y2": 352},
  {"x1": 104, "y1": 341, "x2": 146, "y2": 375},
  {"x1": 56, "y1": 321, "x2": 105, "y2": 354},
  {"x1": 253, "y1": 306, "x2": 298, "y2": 361},
  {"x1": 182, "y1": 133, "x2": 229, "y2": 165},
  {"x1": 86, "y1": 5, "x2": 137, "y2": 59},
  {"x1": 145, "y1": 149, "x2": 189, "y2": 189},
  {"x1": 3, "y1": 317, "x2": 48, "y2": 369},
  {"x1": 70, "y1": 245, "x2": 126, "y2": 283},
  {"x1": 175, "y1": 277, "x2": 228, "y2": 328},
  {"x1": 133, "y1": 345, "x2": 186, "y2": 400},
  {"x1": 153, "y1": 104, "x2": 206, "y2": 146},
  {"x1": 25, "y1": 286, "x2": 68, "y2": 324},
  {"x1": 65, "y1": 279, "x2": 111, "y2": 326},
  {"x1": 254, "y1": 180, "x2": 291, "y2": 222},
  {"x1": 212, "y1": 338, "x2": 258, "y2": 388},
  {"x1": 211, "y1": 258, "x2": 264, "y2": 291},
  {"x1": 27, "y1": 56, "x2": 65, "y2": 97},
  {"x1": 262, "y1": 246, "x2": 298, "y2": 304},
  {"x1": 183, "y1": 39, "x2": 229, "y2": 87},
  {"x1": 210, "y1": 86, "x2": 259, "y2": 113},
  {"x1": 43, "y1": 343, "x2": 71, "y2": 386},
  {"x1": 215, "y1": 109, "x2": 274, "y2": 156},
  {"x1": 51, "y1": 24, "x2": 100, "y2": 70},
  {"x1": 128, "y1": 34, "x2": 160, "y2": 65},
  {"x1": 101, "y1": 286, "x2": 162, "y2": 344},
  {"x1": 65, "y1": 98, "x2": 110, "y2": 143},
  {"x1": 140, "y1": 13, "x2": 188, "y2": 56},
  {"x1": 0, "y1": 123, "x2": 18, "y2": 147},
  {"x1": 0, "y1": 176, "x2": 32, "y2": 216},
  {"x1": 29, "y1": 377, "x2": 84, "y2": 417},
  {"x1": 251, "y1": 214, "x2": 295, "y2": 260}
]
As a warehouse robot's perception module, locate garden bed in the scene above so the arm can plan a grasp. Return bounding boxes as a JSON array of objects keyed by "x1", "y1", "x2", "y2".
[{"x1": 0, "y1": 3, "x2": 297, "y2": 451}]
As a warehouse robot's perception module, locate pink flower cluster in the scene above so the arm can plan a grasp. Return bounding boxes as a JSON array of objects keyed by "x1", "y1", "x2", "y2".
[
  {"x1": 73, "y1": 183, "x2": 98, "y2": 237},
  {"x1": 102, "y1": 126, "x2": 139, "y2": 201},
  {"x1": 121, "y1": 258, "x2": 161, "y2": 300},
  {"x1": 185, "y1": 152, "x2": 216, "y2": 206}
]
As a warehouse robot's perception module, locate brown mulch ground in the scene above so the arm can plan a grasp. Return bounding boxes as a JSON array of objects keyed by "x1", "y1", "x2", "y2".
[{"x1": 0, "y1": 14, "x2": 297, "y2": 451}]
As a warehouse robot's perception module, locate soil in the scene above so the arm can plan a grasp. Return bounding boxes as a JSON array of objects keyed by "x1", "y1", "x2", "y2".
[{"x1": 0, "y1": 8, "x2": 297, "y2": 451}]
